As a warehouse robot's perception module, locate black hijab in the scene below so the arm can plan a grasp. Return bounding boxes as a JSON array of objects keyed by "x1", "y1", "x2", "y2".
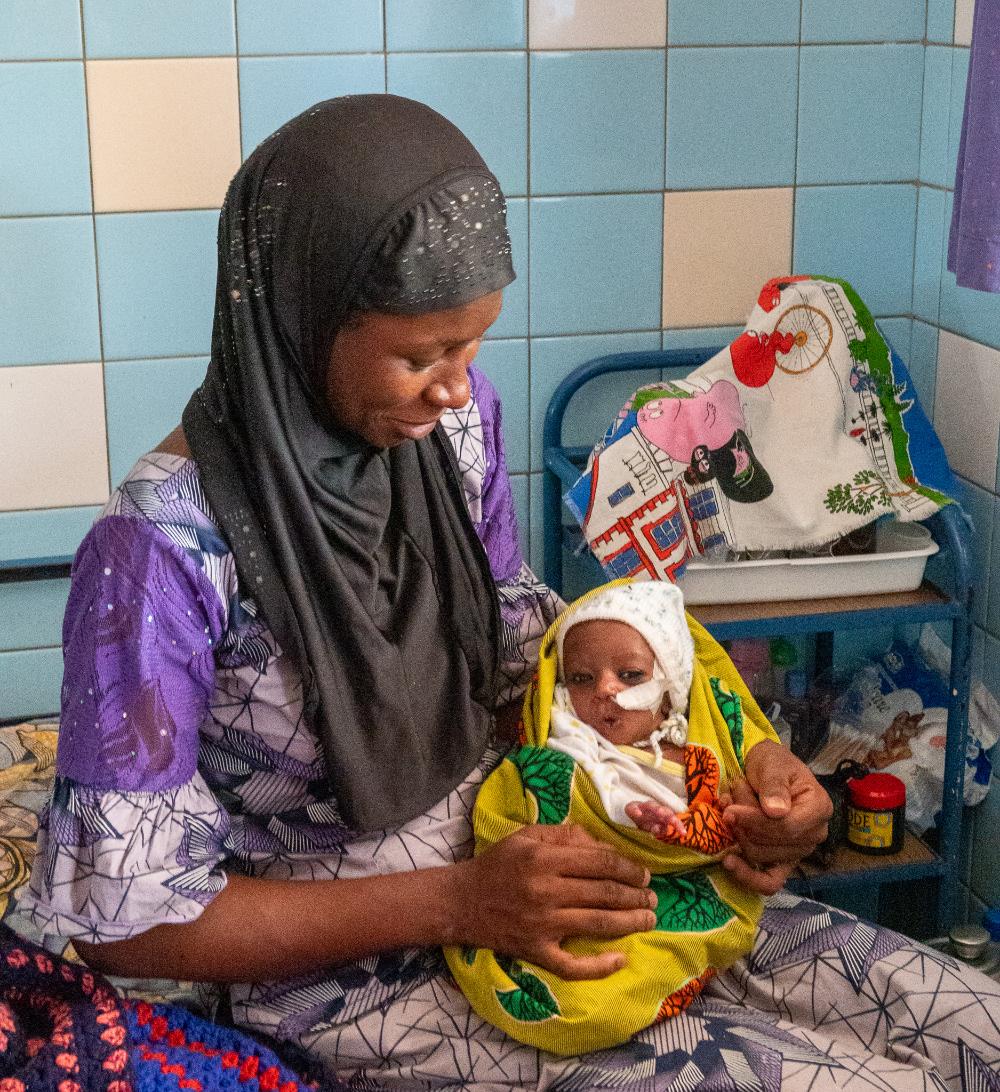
[{"x1": 182, "y1": 96, "x2": 515, "y2": 832}]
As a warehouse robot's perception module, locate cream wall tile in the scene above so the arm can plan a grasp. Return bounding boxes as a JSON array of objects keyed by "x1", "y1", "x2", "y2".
[
  {"x1": 87, "y1": 58, "x2": 240, "y2": 212},
  {"x1": 955, "y1": 0, "x2": 976, "y2": 44},
  {"x1": 935, "y1": 331, "x2": 1000, "y2": 490},
  {"x1": 0, "y1": 363, "x2": 109, "y2": 510},
  {"x1": 662, "y1": 188, "x2": 793, "y2": 327},
  {"x1": 529, "y1": 0, "x2": 666, "y2": 48}
]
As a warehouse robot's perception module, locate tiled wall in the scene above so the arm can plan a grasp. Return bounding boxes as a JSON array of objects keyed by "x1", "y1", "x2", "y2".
[
  {"x1": 0, "y1": 0, "x2": 992, "y2": 741},
  {"x1": 916, "y1": 2, "x2": 1000, "y2": 919}
]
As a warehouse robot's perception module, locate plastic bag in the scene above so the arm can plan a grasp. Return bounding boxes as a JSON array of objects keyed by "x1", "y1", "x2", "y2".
[{"x1": 809, "y1": 630, "x2": 997, "y2": 832}]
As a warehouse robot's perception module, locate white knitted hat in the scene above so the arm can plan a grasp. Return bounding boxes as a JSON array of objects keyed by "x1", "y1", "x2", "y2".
[{"x1": 556, "y1": 581, "x2": 694, "y2": 718}]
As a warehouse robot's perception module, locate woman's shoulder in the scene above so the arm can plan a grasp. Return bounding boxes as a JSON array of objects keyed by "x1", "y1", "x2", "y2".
[
  {"x1": 103, "y1": 448, "x2": 226, "y2": 548},
  {"x1": 82, "y1": 447, "x2": 237, "y2": 612}
]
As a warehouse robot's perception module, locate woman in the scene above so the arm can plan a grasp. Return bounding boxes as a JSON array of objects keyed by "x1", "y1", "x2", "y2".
[{"x1": 21, "y1": 97, "x2": 1000, "y2": 1089}]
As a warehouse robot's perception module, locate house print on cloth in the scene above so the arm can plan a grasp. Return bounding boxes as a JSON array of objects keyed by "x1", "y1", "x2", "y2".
[{"x1": 565, "y1": 277, "x2": 958, "y2": 581}]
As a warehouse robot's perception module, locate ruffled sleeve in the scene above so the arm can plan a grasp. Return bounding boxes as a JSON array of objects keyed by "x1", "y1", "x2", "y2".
[
  {"x1": 470, "y1": 367, "x2": 563, "y2": 704},
  {"x1": 20, "y1": 515, "x2": 234, "y2": 942}
]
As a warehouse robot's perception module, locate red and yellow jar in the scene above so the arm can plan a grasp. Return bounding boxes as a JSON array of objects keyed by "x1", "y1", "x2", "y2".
[{"x1": 846, "y1": 772, "x2": 905, "y2": 855}]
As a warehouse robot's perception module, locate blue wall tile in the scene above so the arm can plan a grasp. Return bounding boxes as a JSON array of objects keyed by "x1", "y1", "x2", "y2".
[
  {"x1": 388, "y1": 52, "x2": 527, "y2": 196},
  {"x1": 926, "y1": 0, "x2": 955, "y2": 42},
  {"x1": 530, "y1": 195, "x2": 662, "y2": 336},
  {"x1": 104, "y1": 357, "x2": 207, "y2": 486},
  {"x1": 529, "y1": 331, "x2": 660, "y2": 470},
  {"x1": 531, "y1": 50, "x2": 664, "y2": 194},
  {"x1": 0, "y1": 647, "x2": 63, "y2": 719},
  {"x1": 914, "y1": 187, "x2": 947, "y2": 323},
  {"x1": 239, "y1": 55, "x2": 385, "y2": 154},
  {"x1": 801, "y1": 0, "x2": 924, "y2": 42},
  {"x1": 920, "y1": 47, "x2": 954, "y2": 186},
  {"x1": 662, "y1": 326, "x2": 742, "y2": 351},
  {"x1": 0, "y1": 62, "x2": 90, "y2": 215},
  {"x1": 878, "y1": 317, "x2": 912, "y2": 363},
  {"x1": 82, "y1": 0, "x2": 235, "y2": 57},
  {"x1": 987, "y1": 497, "x2": 1000, "y2": 640},
  {"x1": 940, "y1": 269, "x2": 1000, "y2": 352},
  {"x1": 666, "y1": 47, "x2": 797, "y2": 189},
  {"x1": 472, "y1": 339, "x2": 529, "y2": 474},
  {"x1": 948, "y1": 49, "x2": 971, "y2": 183},
  {"x1": 529, "y1": 471, "x2": 545, "y2": 575},
  {"x1": 0, "y1": 579, "x2": 70, "y2": 652},
  {"x1": 940, "y1": 195, "x2": 1000, "y2": 351},
  {"x1": 509, "y1": 472, "x2": 529, "y2": 564},
  {"x1": 487, "y1": 199, "x2": 527, "y2": 339},
  {"x1": 0, "y1": 217, "x2": 100, "y2": 366},
  {"x1": 236, "y1": 0, "x2": 383, "y2": 54},
  {"x1": 668, "y1": 0, "x2": 800, "y2": 45},
  {"x1": 385, "y1": 0, "x2": 524, "y2": 50},
  {"x1": 793, "y1": 184, "x2": 917, "y2": 316},
  {"x1": 959, "y1": 477, "x2": 994, "y2": 630},
  {"x1": 95, "y1": 211, "x2": 218, "y2": 361},
  {"x1": 909, "y1": 321, "x2": 939, "y2": 417},
  {"x1": 797, "y1": 45, "x2": 922, "y2": 183},
  {"x1": 1, "y1": 0, "x2": 81, "y2": 59},
  {"x1": 0, "y1": 507, "x2": 99, "y2": 564}
]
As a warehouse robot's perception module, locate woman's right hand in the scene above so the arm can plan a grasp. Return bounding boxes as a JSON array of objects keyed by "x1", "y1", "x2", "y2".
[{"x1": 449, "y1": 824, "x2": 657, "y2": 980}]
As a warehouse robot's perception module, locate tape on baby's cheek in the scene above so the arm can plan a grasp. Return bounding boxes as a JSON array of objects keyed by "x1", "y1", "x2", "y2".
[{"x1": 614, "y1": 678, "x2": 667, "y2": 713}]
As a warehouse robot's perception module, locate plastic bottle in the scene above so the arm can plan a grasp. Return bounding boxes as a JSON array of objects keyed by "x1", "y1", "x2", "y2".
[{"x1": 769, "y1": 637, "x2": 798, "y2": 696}]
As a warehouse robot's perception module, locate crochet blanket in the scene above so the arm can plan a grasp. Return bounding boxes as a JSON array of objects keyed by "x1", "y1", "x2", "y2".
[
  {"x1": 444, "y1": 584, "x2": 778, "y2": 1056},
  {"x1": 0, "y1": 923, "x2": 326, "y2": 1092},
  {"x1": 566, "y1": 276, "x2": 956, "y2": 580}
]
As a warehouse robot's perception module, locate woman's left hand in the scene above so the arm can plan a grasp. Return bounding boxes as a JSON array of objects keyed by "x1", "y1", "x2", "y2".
[{"x1": 721, "y1": 740, "x2": 832, "y2": 895}]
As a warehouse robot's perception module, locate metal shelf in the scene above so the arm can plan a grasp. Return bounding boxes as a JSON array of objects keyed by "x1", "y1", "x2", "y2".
[
  {"x1": 541, "y1": 347, "x2": 973, "y2": 934},
  {"x1": 787, "y1": 830, "x2": 944, "y2": 895}
]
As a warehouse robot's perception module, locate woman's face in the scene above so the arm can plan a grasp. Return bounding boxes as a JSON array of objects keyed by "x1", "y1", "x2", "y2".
[
  {"x1": 325, "y1": 290, "x2": 504, "y2": 447},
  {"x1": 562, "y1": 620, "x2": 665, "y2": 746}
]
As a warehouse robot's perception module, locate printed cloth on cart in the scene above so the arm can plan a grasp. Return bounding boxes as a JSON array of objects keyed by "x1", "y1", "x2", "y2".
[{"x1": 566, "y1": 276, "x2": 957, "y2": 581}]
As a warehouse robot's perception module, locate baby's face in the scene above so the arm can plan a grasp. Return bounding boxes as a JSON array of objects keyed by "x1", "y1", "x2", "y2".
[{"x1": 561, "y1": 620, "x2": 665, "y2": 746}]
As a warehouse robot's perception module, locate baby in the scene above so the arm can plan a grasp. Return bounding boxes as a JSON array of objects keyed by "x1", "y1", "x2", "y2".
[{"x1": 445, "y1": 580, "x2": 779, "y2": 1055}]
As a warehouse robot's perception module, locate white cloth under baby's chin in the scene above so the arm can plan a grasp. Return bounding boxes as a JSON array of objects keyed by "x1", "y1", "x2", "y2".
[{"x1": 547, "y1": 706, "x2": 688, "y2": 826}]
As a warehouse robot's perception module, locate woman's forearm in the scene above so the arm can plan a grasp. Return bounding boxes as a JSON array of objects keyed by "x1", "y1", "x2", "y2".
[{"x1": 75, "y1": 866, "x2": 459, "y2": 983}]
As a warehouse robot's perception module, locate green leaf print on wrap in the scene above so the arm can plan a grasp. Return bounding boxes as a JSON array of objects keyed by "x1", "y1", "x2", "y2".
[
  {"x1": 650, "y1": 871, "x2": 735, "y2": 933},
  {"x1": 710, "y1": 677, "x2": 744, "y2": 766},
  {"x1": 495, "y1": 955, "x2": 560, "y2": 1022},
  {"x1": 511, "y1": 746, "x2": 574, "y2": 825}
]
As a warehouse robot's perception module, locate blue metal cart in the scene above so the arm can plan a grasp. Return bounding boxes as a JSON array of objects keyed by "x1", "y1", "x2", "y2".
[{"x1": 542, "y1": 348, "x2": 974, "y2": 932}]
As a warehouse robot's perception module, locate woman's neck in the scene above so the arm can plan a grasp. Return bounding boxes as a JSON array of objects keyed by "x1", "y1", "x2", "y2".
[{"x1": 156, "y1": 426, "x2": 192, "y2": 459}]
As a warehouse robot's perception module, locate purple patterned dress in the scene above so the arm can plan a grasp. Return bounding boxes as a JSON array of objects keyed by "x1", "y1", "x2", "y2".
[{"x1": 19, "y1": 369, "x2": 1000, "y2": 1089}]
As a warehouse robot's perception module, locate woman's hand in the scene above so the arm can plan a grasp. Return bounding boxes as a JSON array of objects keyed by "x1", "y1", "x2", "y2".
[
  {"x1": 450, "y1": 824, "x2": 657, "y2": 981},
  {"x1": 721, "y1": 740, "x2": 832, "y2": 895}
]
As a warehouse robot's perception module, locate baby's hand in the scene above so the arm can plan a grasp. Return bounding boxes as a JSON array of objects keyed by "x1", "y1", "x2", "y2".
[{"x1": 625, "y1": 800, "x2": 687, "y2": 839}]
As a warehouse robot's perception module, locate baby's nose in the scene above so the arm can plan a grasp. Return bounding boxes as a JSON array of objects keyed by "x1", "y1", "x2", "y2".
[{"x1": 596, "y1": 671, "x2": 624, "y2": 698}]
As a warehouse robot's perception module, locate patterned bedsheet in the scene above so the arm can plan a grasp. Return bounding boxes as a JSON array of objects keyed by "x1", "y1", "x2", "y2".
[{"x1": 0, "y1": 721, "x2": 212, "y2": 1013}]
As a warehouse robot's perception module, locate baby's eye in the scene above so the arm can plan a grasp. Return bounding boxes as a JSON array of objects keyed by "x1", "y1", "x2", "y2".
[
  {"x1": 619, "y1": 670, "x2": 648, "y2": 684},
  {"x1": 567, "y1": 672, "x2": 592, "y2": 685}
]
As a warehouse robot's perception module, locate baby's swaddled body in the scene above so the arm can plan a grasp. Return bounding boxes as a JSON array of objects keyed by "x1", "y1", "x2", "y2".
[{"x1": 445, "y1": 581, "x2": 780, "y2": 1055}]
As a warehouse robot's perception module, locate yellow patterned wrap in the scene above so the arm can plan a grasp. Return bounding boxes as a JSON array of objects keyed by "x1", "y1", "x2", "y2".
[{"x1": 444, "y1": 580, "x2": 779, "y2": 1055}]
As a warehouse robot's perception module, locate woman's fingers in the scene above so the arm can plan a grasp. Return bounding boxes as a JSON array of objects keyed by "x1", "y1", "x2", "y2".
[
  {"x1": 529, "y1": 942, "x2": 626, "y2": 982},
  {"x1": 722, "y1": 855, "x2": 795, "y2": 896},
  {"x1": 455, "y1": 825, "x2": 657, "y2": 968},
  {"x1": 553, "y1": 876, "x2": 657, "y2": 912},
  {"x1": 724, "y1": 803, "x2": 828, "y2": 847},
  {"x1": 527, "y1": 824, "x2": 651, "y2": 888}
]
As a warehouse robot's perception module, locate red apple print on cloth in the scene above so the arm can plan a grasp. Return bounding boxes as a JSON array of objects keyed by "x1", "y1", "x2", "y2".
[{"x1": 729, "y1": 329, "x2": 797, "y2": 387}]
